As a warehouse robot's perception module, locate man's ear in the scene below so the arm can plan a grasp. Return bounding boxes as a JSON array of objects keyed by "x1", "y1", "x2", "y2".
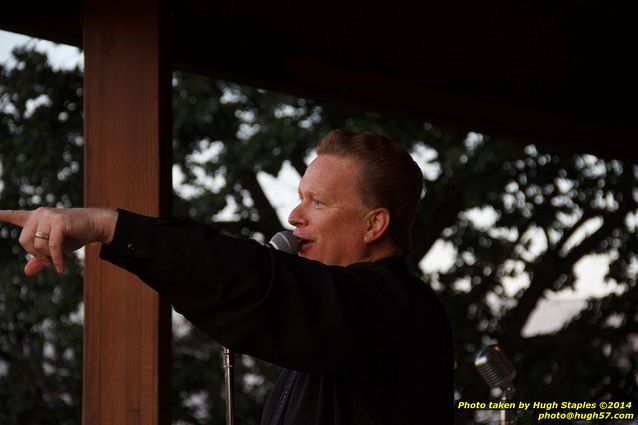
[{"x1": 363, "y1": 208, "x2": 391, "y2": 244}]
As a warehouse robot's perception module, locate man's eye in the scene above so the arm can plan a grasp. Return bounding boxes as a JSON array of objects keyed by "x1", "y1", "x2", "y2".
[{"x1": 312, "y1": 200, "x2": 323, "y2": 207}]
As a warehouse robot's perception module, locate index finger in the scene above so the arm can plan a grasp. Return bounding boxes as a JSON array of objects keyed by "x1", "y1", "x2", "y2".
[{"x1": 0, "y1": 210, "x2": 31, "y2": 227}]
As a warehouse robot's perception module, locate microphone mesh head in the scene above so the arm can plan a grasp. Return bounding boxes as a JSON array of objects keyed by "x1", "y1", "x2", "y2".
[
  {"x1": 269, "y1": 231, "x2": 299, "y2": 255},
  {"x1": 474, "y1": 344, "x2": 516, "y2": 389}
]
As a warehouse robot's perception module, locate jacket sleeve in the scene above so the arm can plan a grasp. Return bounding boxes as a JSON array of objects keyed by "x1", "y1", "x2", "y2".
[{"x1": 99, "y1": 209, "x2": 408, "y2": 375}]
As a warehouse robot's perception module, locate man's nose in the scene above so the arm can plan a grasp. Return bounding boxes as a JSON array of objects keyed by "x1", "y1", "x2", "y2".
[{"x1": 288, "y1": 203, "x2": 306, "y2": 227}]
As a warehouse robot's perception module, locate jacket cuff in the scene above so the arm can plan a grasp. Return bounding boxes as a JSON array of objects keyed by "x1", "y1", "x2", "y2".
[{"x1": 99, "y1": 209, "x2": 156, "y2": 274}]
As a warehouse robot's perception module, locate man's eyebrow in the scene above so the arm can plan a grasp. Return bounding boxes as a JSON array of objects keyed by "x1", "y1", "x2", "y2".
[{"x1": 298, "y1": 187, "x2": 324, "y2": 200}]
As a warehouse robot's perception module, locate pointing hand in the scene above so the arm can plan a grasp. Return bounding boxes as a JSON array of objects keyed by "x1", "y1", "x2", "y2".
[{"x1": 0, "y1": 207, "x2": 118, "y2": 276}]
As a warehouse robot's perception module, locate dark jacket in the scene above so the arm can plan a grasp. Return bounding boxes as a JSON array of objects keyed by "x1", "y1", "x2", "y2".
[{"x1": 100, "y1": 209, "x2": 454, "y2": 425}]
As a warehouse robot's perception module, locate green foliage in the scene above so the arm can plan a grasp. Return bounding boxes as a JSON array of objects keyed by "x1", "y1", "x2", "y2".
[
  {"x1": 0, "y1": 47, "x2": 84, "y2": 425},
  {"x1": 170, "y1": 72, "x2": 638, "y2": 425},
  {"x1": 1, "y1": 45, "x2": 636, "y2": 425}
]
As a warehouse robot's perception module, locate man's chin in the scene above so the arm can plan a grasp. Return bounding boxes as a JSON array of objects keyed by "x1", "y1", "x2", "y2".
[
  {"x1": 299, "y1": 252, "x2": 317, "y2": 261},
  {"x1": 299, "y1": 242, "x2": 313, "y2": 257},
  {"x1": 299, "y1": 244, "x2": 323, "y2": 263}
]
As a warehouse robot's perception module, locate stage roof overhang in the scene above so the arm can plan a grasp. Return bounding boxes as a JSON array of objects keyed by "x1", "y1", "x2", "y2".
[{"x1": 2, "y1": 1, "x2": 635, "y2": 161}]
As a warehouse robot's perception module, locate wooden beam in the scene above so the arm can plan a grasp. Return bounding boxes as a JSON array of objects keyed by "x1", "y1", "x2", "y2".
[{"x1": 83, "y1": 1, "x2": 172, "y2": 424}]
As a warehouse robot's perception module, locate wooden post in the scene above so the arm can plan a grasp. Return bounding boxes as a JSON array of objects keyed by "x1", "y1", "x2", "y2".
[{"x1": 83, "y1": 1, "x2": 172, "y2": 424}]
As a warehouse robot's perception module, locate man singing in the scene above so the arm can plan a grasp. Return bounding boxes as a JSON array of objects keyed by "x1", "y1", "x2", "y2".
[{"x1": 0, "y1": 129, "x2": 453, "y2": 424}]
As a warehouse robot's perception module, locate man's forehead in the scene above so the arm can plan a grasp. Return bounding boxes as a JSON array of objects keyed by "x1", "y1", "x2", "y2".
[
  {"x1": 299, "y1": 155, "x2": 361, "y2": 195},
  {"x1": 306, "y1": 154, "x2": 362, "y2": 176}
]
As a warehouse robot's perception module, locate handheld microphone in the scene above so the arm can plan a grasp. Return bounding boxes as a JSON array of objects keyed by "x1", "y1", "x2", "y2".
[{"x1": 267, "y1": 230, "x2": 299, "y2": 255}]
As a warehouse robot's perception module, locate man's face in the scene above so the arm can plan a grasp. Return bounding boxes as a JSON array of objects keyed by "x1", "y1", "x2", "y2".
[{"x1": 288, "y1": 154, "x2": 372, "y2": 266}]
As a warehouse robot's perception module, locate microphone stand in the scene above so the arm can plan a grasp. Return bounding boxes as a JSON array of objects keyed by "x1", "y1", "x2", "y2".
[
  {"x1": 223, "y1": 347, "x2": 236, "y2": 425},
  {"x1": 499, "y1": 385, "x2": 516, "y2": 425},
  {"x1": 221, "y1": 232, "x2": 296, "y2": 425}
]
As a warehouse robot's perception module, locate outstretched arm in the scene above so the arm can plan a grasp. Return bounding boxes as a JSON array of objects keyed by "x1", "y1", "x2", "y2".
[{"x1": 0, "y1": 207, "x2": 118, "y2": 275}]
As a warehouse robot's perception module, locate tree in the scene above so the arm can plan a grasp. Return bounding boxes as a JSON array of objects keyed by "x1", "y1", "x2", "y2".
[
  {"x1": 171, "y1": 72, "x2": 638, "y2": 424},
  {"x1": 0, "y1": 47, "x2": 84, "y2": 425},
  {"x1": 1, "y1": 45, "x2": 636, "y2": 425}
]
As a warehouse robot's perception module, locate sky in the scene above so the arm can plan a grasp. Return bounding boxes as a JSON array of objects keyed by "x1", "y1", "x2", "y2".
[
  {"x1": 0, "y1": 29, "x2": 626, "y2": 337},
  {"x1": 0, "y1": 30, "x2": 82, "y2": 70}
]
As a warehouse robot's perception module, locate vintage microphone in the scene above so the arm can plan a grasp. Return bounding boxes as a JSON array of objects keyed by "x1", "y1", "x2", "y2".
[
  {"x1": 223, "y1": 231, "x2": 299, "y2": 425},
  {"x1": 474, "y1": 344, "x2": 517, "y2": 425}
]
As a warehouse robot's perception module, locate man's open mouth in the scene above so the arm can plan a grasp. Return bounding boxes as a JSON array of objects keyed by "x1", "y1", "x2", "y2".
[{"x1": 298, "y1": 238, "x2": 312, "y2": 251}]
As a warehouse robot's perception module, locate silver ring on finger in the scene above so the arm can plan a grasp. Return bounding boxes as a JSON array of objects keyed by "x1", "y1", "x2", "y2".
[{"x1": 35, "y1": 231, "x2": 50, "y2": 241}]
